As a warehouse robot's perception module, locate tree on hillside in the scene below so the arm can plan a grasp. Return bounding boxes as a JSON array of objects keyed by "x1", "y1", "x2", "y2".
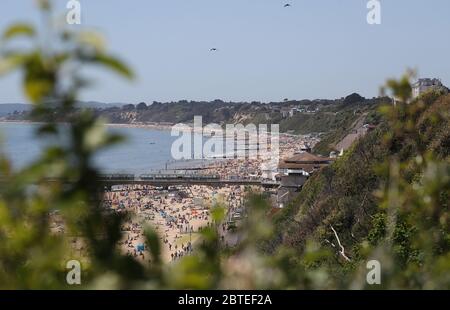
[
  {"x1": 136, "y1": 102, "x2": 147, "y2": 110},
  {"x1": 344, "y1": 93, "x2": 365, "y2": 105},
  {"x1": 122, "y1": 103, "x2": 135, "y2": 111}
]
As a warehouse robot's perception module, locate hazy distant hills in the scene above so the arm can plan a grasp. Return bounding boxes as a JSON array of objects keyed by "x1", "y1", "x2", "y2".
[
  {"x1": 0, "y1": 104, "x2": 31, "y2": 116},
  {"x1": 1, "y1": 94, "x2": 389, "y2": 155},
  {"x1": 0, "y1": 101, "x2": 126, "y2": 116},
  {"x1": 76, "y1": 101, "x2": 127, "y2": 109}
]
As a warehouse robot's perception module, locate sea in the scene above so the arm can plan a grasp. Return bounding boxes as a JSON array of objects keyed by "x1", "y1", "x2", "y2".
[{"x1": 0, "y1": 122, "x2": 218, "y2": 174}]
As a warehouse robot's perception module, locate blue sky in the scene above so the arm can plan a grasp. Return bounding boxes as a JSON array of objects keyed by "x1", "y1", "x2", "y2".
[{"x1": 1, "y1": 0, "x2": 449, "y2": 104}]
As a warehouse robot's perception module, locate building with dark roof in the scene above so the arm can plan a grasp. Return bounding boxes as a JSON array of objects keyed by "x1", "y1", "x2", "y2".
[{"x1": 278, "y1": 152, "x2": 334, "y2": 176}]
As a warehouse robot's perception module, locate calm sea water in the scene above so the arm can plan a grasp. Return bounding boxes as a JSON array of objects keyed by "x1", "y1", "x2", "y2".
[{"x1": 0, "y1": 122, "x2": 212, "y2": 174}]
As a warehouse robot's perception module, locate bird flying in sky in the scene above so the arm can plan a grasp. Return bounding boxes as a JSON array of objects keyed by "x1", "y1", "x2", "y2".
[
  {"x1": 284, "y1": 4, "x2": 291, "y2": 7},
  {"x1": 210, "y1": 48, "x2": 218, "y2": 51}
]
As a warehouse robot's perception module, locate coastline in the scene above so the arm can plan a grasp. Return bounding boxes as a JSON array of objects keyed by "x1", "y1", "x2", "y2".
[
  {"x1": 105, "y1": 122, "x2": 174, "y2": 132},
  {"x1": 0, "y1": 119, "x2": 231, "y2": 172},
  {"x1": 0, "y1": 119, "x2": 302, "y2": 138},
  {"x1": 0, "y1": 119, "x2": 46, "y2": 125},
  {"x1": 0, "y1": 119, "x2": 174, "y2": 132}
]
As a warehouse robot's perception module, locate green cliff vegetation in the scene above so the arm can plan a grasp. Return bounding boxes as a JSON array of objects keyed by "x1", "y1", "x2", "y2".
[{"x1": 268, "y1": 87, "x2": 450, "y2": 288}]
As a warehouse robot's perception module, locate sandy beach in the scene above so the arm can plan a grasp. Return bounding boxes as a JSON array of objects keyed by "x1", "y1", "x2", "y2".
[{"x1": 101, "y1": 184, "x2": 245, "y2": 262}]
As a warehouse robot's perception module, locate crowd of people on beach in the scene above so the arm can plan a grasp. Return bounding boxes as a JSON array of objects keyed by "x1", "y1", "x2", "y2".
[
  {"x1": 101, "y1": 184, "x2": 245, "y2": 263},
  {"x1": 52, "y1": 133, "x2": 318, "y2": 263},
  {"x1": 197, "y1": 134, "x2": 319, "y2": 179}
]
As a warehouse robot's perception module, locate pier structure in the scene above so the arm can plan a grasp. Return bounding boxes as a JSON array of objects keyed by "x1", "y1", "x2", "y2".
[{"x1": 98, "y1": 173, "x2": 280, "y2": 188}]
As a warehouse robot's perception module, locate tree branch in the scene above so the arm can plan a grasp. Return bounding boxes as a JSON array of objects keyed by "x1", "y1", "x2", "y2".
[{"x1": 330, "y1": 225, "x2": 351, "y2": 262}]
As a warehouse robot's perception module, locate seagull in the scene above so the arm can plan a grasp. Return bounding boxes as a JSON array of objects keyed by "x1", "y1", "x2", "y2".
[
  {"x1": 284, "y1": 4, "x2": 291, "y2": 7},
  {"x1": 210, "y1": 48, "x2": 218, "y2": 52}
]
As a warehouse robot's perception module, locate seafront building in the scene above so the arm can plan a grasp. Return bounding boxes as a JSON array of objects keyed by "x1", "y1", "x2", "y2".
[
  {"x1": 275, "y1": 152, "x2": 334, "y2": 208},
  {"x1": 278, "y1": 152, "x2": 334, "y2": 177}
]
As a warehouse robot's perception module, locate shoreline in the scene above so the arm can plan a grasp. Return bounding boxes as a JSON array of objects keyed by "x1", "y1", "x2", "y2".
[
  {"x1": 0, "y1": 119, "x2": 303, "y2": 138},
  {"x1": 0, "y1": 119, "x2": 173, "y2": 132},
  {"x1": 0, "y1": 119, "x2": 232, "y2": 172}
]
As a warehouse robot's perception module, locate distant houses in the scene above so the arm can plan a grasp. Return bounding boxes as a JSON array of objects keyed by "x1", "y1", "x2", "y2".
[
  {"x1": 281, "y1": 108, "x2": 290, "y2": 118},
  {"x1": 289, "y1": 108, "x2": 297, "y2": 117},
  {"x1": 279, "y1": 106, "x2": 319, "y2": 118}
]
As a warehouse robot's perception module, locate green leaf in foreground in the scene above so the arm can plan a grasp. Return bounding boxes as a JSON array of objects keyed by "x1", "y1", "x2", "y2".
[
  {"x1": 83, "y1": 53, "x2": 134, "y2": 80},
  {"x1": 2, "y1": 23, "x2": 35, "y2": 40}
]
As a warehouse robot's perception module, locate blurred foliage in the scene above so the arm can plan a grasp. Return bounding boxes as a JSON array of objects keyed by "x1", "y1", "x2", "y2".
[{"x1": 0, "y1": 3, "x2": 448, "y2": 289}]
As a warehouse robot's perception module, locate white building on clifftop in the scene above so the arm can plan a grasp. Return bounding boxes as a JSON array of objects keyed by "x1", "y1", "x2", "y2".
[{"x1": 412, "y1": 78, "x2": 445, "y2": 98}]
